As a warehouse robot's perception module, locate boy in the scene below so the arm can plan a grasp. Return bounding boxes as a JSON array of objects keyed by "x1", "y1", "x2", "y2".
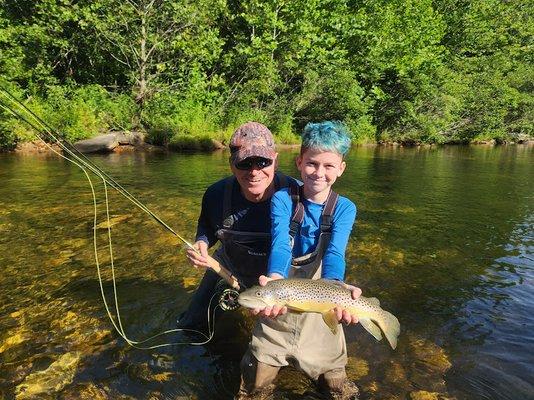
[{"x1": 238, "y1": 121, "x2": 360, "y2": 400}]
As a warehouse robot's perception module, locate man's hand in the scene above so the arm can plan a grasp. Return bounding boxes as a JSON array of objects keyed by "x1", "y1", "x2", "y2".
[
  {"x1": 185, "y1": 240, "x2": 209, "y2": 269},
  {"x1": 250, "y1": 273, "x2": 288, "y2": 318},
  {"x1": 332, "y1": 281, "x2": 362, "y2": 325}
]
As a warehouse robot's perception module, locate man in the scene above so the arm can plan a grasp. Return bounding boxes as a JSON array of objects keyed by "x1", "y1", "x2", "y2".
[{"x1": 179, "y1": 121, "x2": 294, "y2": 330}]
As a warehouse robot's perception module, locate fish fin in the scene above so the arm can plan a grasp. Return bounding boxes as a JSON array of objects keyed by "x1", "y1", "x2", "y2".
[
  {"x1": 285, "y1": 303, "x2": 308, "y2": 312},
  {"x1": 322, "y1": 310, "x2": 339, "y2": 334},
  {"x1": 286, "y1": 301, "x2": 333, "y2": 313},
  {"x1": 376, "y1": 311, "x2": 401, "y2": 350},
  {"x1": 359, "y1": 318, "x2": 383, "y2": 342},
  {"x1": 367, "y1": 297, "x2": 380, "y2": 307}
]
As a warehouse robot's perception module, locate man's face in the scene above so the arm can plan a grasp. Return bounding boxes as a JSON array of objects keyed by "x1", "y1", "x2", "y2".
[{"x1": 230, "y1": 154, "x2": 278, "y2": 202}]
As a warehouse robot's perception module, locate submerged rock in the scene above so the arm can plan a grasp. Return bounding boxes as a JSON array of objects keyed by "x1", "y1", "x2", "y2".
[
  {"x1": 409, "y1": 390, "x2": 456, "y2": 400},
  {"x1": 15, "y1": 351, "x2": 81, "y2": 399},
  {"x1": 0, "y1": 330, "x2": 29, "y2": 354},
  {"x1": 405, "y1": 333, "x2": 453, "y2": 395},
  {"x1": 407, "y1": 334, "x2": 452, "y2": 375},
  {"x1": 95, "y1": 214, "x2": 132, "y2": 229},
  {"x1": 384, "y1": 360, "x2": 411, "y2": 392},
  {"x1": 48, "y1": 249, "x2": 76, "y2": 267},
  {"x1": 182, "y1": 276, "x2": 201, "y2": 289},
  {"x1": 63, "y1": 383, "x2": 109, "y2": 400},
  {"x1": 345, "y1": 356, "x2": 369, "y2": 380}
]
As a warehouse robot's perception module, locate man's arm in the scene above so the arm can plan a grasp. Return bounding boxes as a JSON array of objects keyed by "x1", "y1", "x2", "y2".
[
  {"x1": 186, "y1": 185, "x2": 219, "y2": 269},
  {"x1": 186, "y1": 240, "x2": 210, "y2": 269}
]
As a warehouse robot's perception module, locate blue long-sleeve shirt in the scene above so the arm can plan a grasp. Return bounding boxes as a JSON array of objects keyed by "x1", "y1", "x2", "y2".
[{"x1": 267, "y1": 187, "x2": 357, "y2": 281}]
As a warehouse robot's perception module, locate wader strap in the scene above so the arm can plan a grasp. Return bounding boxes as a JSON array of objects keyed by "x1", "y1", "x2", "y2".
[
  {"x1": 289, "y1": 184, "x2": 305, "y2": 238},
  {"x1": 223, "y1": 173, "x2": 289, "y2": 230},
  {"x1": 320, "y1": 190, "x2": 339, "y2": 233},
  {"x1": 222, "y1": 177, "x2": 235, "y2": 229},
  {"x1": 275, "y1": 172, "x2": 288, "y2": 190},
  {"x1": 289, "y1": 188, "x2": 339, "y2": 238}
]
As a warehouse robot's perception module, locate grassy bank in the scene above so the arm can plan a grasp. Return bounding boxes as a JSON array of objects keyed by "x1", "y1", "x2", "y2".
[{"x1": 2, "y1": 82, "x2": 531, "y2": 152}]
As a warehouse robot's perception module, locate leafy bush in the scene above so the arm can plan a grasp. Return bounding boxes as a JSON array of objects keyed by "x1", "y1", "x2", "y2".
[
  {"x1": 145, "y1": 127, "x2": 174, "y2": 146},
  {"x1": 168, "y1": 135, "x2": 217, "y2": 151},
  {"x1": 142, "y1": 92, "x2": 221, "y2": 139}
]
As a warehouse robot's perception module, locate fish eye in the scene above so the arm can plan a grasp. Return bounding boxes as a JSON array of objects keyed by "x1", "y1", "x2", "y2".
[{"x1": 256, "y1": 291, "x2": 261, "y2": 296}]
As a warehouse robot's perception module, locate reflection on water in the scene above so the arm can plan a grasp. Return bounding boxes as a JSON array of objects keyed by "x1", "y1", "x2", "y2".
[{"x1": 0, "y1": 145, "x2": 533, "y2": 399}]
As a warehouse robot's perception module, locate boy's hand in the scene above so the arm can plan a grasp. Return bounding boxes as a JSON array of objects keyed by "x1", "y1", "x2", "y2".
[
  {"x1": 250, "y1": 273, "x2": 288, "y2": 318},
  {"x1": 332, "y1": 281, "x2": 362, "y2": 325},
  {"x1": 185, "y1": 240, "x2": 209, "y2": 269}
]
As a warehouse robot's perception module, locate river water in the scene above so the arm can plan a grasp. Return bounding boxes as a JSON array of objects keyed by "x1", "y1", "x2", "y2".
[{"x1": 0, "y1": 145, "x2": 532, "y2": 400}]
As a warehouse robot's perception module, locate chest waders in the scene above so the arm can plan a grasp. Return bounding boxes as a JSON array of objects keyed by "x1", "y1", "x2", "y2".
[
  {"x1": 239, "y1": 187, "x2": 358, "y2": 399},
  {"x1": 248, "y1": 186, "x2": 350, "y2": 382},
  {"x1": 177, "y1": 173, "x2": 288, "y2": 330},
  {"x1": 287, "y1": 184, "x2": 339, "y2": 280},
  {"x1": 214, "y1": 172, "x2": 287, "y2": 292}
]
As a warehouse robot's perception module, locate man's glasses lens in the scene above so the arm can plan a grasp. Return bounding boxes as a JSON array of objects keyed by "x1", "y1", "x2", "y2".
[{"x1": 235, "y1": 158, "x2": 273, "y2": 170}]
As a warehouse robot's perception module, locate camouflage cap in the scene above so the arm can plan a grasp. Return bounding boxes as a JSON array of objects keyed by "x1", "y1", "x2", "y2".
[{"x1": 229, "y1": 122, "x2": 276, "y2": 164}]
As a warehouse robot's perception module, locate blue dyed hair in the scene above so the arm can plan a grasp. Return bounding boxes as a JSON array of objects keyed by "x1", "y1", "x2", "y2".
[{"x1": 301, "y1": 121, "x2": 352, "y2": 156}]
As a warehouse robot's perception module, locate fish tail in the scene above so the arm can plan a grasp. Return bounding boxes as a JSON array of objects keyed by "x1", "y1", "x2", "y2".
[{"x1": 376, "y1": 310, "x2": 400, "y2": 350}]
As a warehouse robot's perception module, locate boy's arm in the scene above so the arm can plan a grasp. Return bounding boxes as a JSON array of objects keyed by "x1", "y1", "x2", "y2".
[
  {"x1": 252, "y1": 190, "x2": 292, "y2": 318},
  {"x1": 267, "y1": 190, "x2": 293, "y2": 277},
  {"x1": 322, "y1": 198, "x2": 361, "y2": 324},
  {"x1": 321, "y1": 198, "x2": 357, "y2": 280}
]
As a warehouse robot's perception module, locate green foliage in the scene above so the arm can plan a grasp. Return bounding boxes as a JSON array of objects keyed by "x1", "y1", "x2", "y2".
[
  {"x1": 0, "y1": 79, "x2": 25, "y2": 149},
  {"x1": 169, "y1": 135, "x2": 218, "y2": 151},
  {"x1": 0, "y1": 81, "x2": 137, "y2": 148},
  {"x1": 142, "y1": 91, "x2": 221, "y2": 141},
  {"x1": 0, "y1": 0, "x2": 532, "y2": 147},
  {"x1": 37, "y1": 85, "x2": 136, "y2": 141},
  {"x1": 145, "y1": 127, "x2": 173, "y2": 147}
]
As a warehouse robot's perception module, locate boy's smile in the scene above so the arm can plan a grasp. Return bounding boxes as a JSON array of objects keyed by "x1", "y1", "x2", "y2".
[{"x1": 296, "y1": 148, "x2": 346, "y2": 203}]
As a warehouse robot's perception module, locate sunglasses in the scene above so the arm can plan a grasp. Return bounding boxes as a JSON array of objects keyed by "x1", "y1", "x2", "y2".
[{"x1": 234, "y1": 157, "x2": 273, "y2": 171}]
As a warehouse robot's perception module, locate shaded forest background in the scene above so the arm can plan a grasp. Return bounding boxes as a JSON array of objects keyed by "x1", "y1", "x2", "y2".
[{"x1": 0, "y1": 0, "x2": 532, "y2": 149}]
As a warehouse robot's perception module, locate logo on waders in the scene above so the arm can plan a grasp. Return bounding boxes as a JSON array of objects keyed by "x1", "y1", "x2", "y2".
[{"x1": 248, "y1": 250, "x2": 266, "y2": 256}]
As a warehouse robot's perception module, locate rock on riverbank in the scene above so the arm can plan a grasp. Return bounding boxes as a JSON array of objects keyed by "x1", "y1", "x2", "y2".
[
  {"x1": 73, "y1": 131, "x2": 147, "y2": 153},
  {"x1": 11, "y1": 131, "x2": 228, "y2": 154},
  {"x1": 12, "y1": 132, "x2": 154, "y2": 154}
]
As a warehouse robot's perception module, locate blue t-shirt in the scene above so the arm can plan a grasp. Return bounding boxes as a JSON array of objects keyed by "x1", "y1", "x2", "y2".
[{"x1": 267, "y1": 187, "x2": 357, "y2": 281}]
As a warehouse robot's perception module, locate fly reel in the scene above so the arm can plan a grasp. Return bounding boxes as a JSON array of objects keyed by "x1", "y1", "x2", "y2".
[{"x1": 215, "y1": 279, "x2": 240, "y2": 311}]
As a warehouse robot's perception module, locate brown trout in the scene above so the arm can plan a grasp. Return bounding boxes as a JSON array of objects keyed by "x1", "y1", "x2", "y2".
[{"x1": 238, "y1": 278, "x2": 400, "y2": 349}]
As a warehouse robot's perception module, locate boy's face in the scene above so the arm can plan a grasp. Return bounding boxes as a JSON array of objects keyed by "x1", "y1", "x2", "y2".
[{"x1": 296, "y1": 148, "x2": 346, "y2": 199}]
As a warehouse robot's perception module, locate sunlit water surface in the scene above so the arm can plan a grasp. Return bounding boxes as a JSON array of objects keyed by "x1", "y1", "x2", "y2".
[{"x1": 0, "y1": 145, "x2": 532, "y2": 400}]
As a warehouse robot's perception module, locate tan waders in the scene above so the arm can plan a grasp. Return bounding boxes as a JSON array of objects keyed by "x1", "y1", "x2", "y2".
[
  {"x1": 237, "y1": 188, "x2": 359, "y2": 399},
  {"x1": 236, "y1": 351, "x2": 359, "y2": 400}
]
